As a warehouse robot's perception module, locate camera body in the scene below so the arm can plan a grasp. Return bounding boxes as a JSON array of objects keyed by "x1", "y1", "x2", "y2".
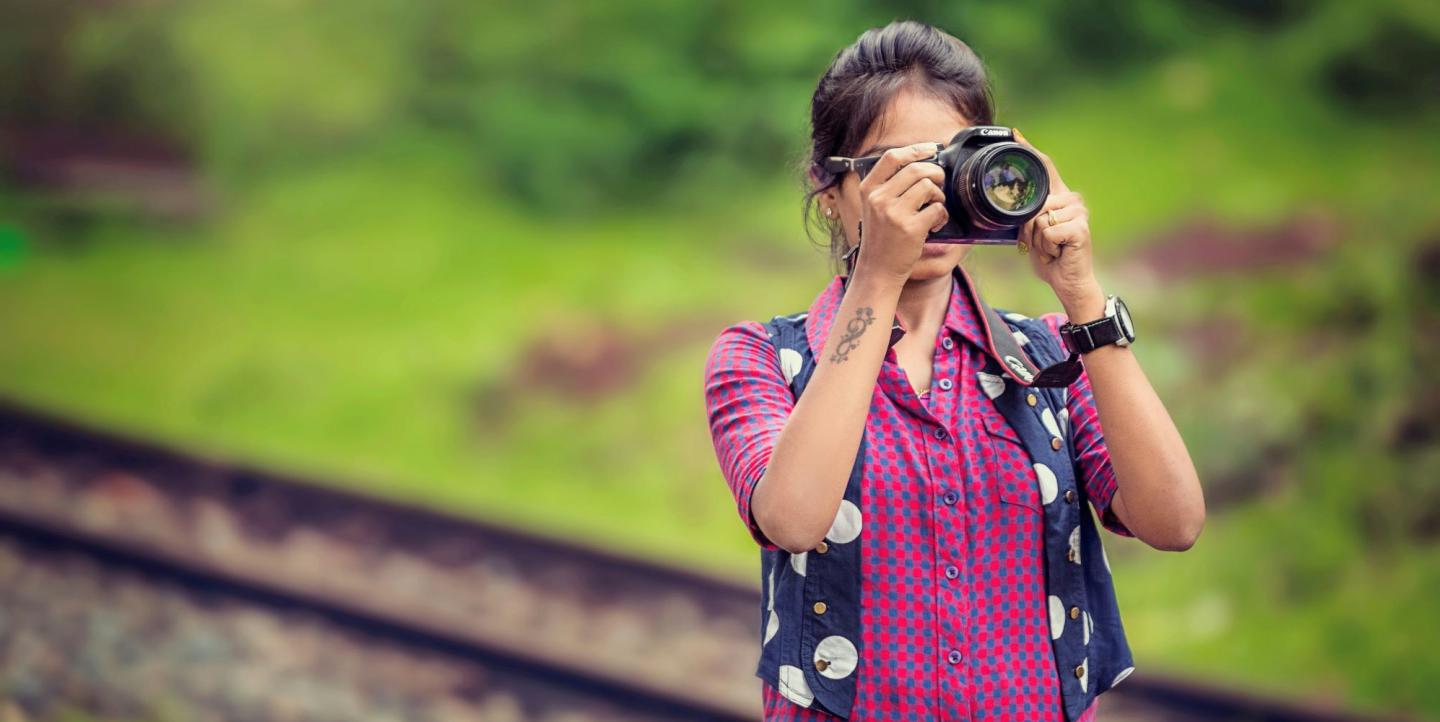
[{"x1": 924, "y1": 126, "x2": 1050, "y2": 244}]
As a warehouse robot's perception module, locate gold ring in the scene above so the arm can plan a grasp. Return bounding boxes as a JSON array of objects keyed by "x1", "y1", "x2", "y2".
[
  {"x1": 1047, "y1": 209, "x2": 1058, "y2": 227},
  {"x1": 1017, "y1": 239, "x2": 1029, "y2": 255}
]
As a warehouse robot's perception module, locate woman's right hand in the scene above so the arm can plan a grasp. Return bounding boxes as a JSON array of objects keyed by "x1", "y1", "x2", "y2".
[{"x1": 853, "y1": 142, "x2": 950, "y2": 283}]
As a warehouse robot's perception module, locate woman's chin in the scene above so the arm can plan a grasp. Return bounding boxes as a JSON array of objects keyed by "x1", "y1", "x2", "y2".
[{"x1": 911, "y1": 248, "x2": 968, "y2": 278}]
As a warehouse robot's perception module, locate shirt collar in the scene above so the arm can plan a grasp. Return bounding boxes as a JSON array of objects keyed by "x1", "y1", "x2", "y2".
[{"x1": 803, "y1": 264, "x2": 1010, "y2": 365}]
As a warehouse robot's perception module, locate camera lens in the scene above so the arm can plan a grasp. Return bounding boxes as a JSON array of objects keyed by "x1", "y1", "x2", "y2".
[
  {"x1": 955, "y1": 144, "x2": 1049, "y2": 230},
  {"x1": 981, "y1": 150, "x2": 1044, "y2": 213}
]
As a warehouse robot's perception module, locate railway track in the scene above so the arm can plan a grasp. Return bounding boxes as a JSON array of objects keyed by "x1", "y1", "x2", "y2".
[{"x1": 0, "y1": 400, "x2": 1414, "y2": 722}]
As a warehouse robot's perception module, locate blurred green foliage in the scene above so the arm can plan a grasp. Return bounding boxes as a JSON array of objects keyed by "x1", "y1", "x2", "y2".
[{"x1": 0, "y1": 0, "x2": 1438, "y2": 718}]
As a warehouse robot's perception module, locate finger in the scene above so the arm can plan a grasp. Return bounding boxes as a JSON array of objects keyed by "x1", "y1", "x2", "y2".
[
  {"x1": 897, "y1": 177, "x2": 945, "y2": 213},
  {"x1": 1035, "y1": 217, "x2": 1089, "y2": 259},
  {"x1": 1039, "y1": 191, "x2": 1084, "y2": 212},
  {"x1": 918, "y1": 200, "x2": 949, "y2": 233},
  {"x1": 876, "y1": 159, "x2": 946, "y2": 200},
  {"x1": 862, "y1": 142, "x2": 944, "y2": 188},
  {"x1": 1038, "y1": 202, "x2": 1085, "y2": 229},
  {"x1": 1011, "y1": 128, "x2": 1066, "y2": 194}
]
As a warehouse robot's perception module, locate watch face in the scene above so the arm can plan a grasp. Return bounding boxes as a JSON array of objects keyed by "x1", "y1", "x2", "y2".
[{"x1": 1115, "y1": 297, "x2": 1135, "y2": 340}]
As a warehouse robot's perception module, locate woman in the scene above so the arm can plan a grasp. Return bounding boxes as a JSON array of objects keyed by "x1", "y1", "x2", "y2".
[{"x1": 702, "y1": 20, "x2": 1205, "y2": 722}]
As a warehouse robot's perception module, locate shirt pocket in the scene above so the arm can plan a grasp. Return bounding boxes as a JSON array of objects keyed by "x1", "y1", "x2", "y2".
[{"x1": 980, "y1": 408, "x2": 1043, "y2": 513}]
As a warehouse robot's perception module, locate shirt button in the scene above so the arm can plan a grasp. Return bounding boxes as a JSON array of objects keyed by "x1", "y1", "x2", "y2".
[
  {"x1": 942, "y1": 490, "x2": 959, "y2": 505},
  {"x1": 933, "y1": 426, "x2": 948, "y2": 441},
  {"x1": 1070, "y1": 605, "x2": 1081, "y2": 620},
  {"x1": 813, "y1": 601, "x2": 828, "y2": 615},
  {"x1": 815, "y1": 541, "x2": 829, "y2": 554},
  {"x1": 1065, "y1": 489, "x2": 1076, "y2": 503},
  {"x1": 947, "y1": 650, "x2": 963, "y2": 664},
  {"x1": 944, "y1": 565, "x2": 959, "y2": 580},
  {"x1": 1051, "y1": 437, "x2": 1063, "y2": 450},
  {"x1": 938, "y1": 378, "x2": 953, "y2": 391},
  {"x1": 942, "y1": 337, "x2": 954, "y2": 350},
  {"x1": 1026, "y1": 392, "x2": 1038, "y2": 407}
]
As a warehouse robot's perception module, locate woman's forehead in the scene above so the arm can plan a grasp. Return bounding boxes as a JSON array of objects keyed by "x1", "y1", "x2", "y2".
[{"x1": 857, "y1": 86, "x2": 970, "y2": 155}]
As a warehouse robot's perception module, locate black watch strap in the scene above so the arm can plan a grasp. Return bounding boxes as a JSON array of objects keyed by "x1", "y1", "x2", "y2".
[{"x1": 1061, "y1": 316, "x2": 1123, "y2": 354}]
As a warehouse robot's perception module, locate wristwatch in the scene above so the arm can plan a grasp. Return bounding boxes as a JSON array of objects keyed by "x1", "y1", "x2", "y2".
[{"x1": 1059, "y1": 294, "x2": 1135, "y2": 354}]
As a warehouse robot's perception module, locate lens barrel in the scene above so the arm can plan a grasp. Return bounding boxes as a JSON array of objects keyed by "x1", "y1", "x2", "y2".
[{"x1": 954, "y1": 143, "x2": 1049, "y2": 231}]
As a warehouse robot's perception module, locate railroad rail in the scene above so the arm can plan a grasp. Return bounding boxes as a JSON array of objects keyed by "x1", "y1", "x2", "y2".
[{"x1": 0, "y1": 400, "x2": 1413, "y2": 722}]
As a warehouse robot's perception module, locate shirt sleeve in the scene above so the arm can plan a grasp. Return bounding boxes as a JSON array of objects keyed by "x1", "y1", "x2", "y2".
[
  {"x1": 1040, "y1": 313, "x2": 1134, "y2": 538},
  {"x1": 702, "y1": 320, "x2": 794, "y2": 552}
]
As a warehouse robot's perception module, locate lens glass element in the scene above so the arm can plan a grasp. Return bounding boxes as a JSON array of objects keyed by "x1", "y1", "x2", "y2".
[{"x1": 980, "y1": 150, "x2": 1044, "y2": 213}]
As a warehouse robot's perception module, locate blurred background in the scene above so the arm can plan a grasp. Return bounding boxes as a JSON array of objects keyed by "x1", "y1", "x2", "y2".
[{"x1": 0, "y1": 0, "x2": 1437, "y2": 720}]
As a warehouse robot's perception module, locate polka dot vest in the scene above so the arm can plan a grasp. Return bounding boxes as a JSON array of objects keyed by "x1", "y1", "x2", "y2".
[{"x1": 704, "y1": 265, "x2": 1136, "y2": 721}]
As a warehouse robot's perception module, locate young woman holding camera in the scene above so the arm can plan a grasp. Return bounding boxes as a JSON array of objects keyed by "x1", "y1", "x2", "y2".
[{"x1": 703, "y1": 20, "x2": 1205, "y2": 722}]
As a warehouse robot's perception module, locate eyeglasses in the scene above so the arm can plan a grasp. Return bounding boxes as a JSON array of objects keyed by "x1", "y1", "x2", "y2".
[{"x1": 820, "y1": 144, "x2": 943, "y2": 182}]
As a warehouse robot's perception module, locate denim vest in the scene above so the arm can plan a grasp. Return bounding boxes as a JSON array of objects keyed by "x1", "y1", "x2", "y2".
[{"x1": 754, "y1": 274, "x2": 1135, "y2": 720}]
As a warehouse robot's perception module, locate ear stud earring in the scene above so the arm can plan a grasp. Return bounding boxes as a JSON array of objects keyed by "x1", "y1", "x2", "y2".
[{"x1": 824, "y1": 207, "x2": 834, "y2": 218}]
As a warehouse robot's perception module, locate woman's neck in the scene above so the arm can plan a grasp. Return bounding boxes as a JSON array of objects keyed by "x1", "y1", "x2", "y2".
[{"x1": 894, "y1": 271, "x2": 953, "y2": 338}]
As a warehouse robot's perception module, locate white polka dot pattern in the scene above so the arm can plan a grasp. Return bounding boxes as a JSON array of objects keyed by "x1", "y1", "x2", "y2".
[
  {"x1": 1048, "y1": 595, "x2": 1065, "y2": 640},
  {"x1": 978, "y1": 371, "x2": 1006, "y2": 400},
  {"x1": 1035, "y1": 463, "x2": 1058, "y2": 505},
  {"x1": 777, "y1": 664, "x2": 814, "y2": 707},
  {"x1": 1042, "y1": 407, "x2": 1061, "y2": 438},
  {"x1": 826, "y1": 499, "x2": 862, "y2": 544},
  {"x1": 779, "y1": 348, "x2": 804, "y2": 385},
  {"x1": 814, "y1": 635, "x2": 859, "y2": 679},
  {"x1": 1111, "y1": 666, "x2": 1135, "y2": 688}
]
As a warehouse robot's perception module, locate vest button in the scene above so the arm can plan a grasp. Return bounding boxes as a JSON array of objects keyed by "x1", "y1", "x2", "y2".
[
  {"x1": 813, "y1": 601, "x2": 827, "y2": 615},
  {"x1": 1070, "y1": 605, "x2": 1081, "y2": 620},
  {"x1": 1026, "y1": 392, "x2": 1038, "y2": 407},
  {"x1": 815, "y1": 541, "x2": 829, "y2": 554},
  {"x1": 815, "y1": 658, "x2": 830, "y2": 672},
  {"x1": 1051, "y1": 437, "x2": 1063, "y2": 450},
  {"x1": 1074, "y1": 662, "x2": 1085, "y2": 678},
  {"x1": 1065, "y1": 489, "x2": 1076, "y2": 503},
  {"x1": 1066, "y1": 548, "x2": 1076, "y2": 563}
]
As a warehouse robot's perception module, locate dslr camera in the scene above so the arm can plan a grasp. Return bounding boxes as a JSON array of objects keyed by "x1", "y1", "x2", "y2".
[{"x1": 824, "y1": 126, "x2": 1049, "y2": 244}]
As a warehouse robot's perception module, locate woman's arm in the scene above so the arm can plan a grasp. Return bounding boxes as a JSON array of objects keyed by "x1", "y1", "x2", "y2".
[
  {"x1": 1057, "y1": 293, "x2": 1205, "y2": 550},
  {"x1": 1015, "y1": 129, "x2": 1206, "y2": 552},
  {"x1": 750, "y1": 143, "x2": 949, "y2": 553},
  {"x1": 749, "y1": 269, "x2": 902, "y2": 553}
]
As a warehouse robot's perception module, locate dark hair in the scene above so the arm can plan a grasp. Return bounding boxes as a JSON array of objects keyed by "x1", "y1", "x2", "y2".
[{"x1": 802, "y1": 20, "x2": 996, "y2": 273}]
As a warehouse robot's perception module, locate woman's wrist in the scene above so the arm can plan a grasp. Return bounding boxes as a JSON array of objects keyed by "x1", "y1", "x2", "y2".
[
  {"x1": 849, "y1": 262, "x2": 909, "y2": 299},
  {"x1": 1056, "y1": 280, "x2": 1106, "y2": 323}
]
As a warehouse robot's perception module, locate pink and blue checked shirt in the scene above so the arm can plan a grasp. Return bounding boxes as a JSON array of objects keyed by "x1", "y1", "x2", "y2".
[{"x1": 703, "y1": 267, "x2": 1135, "y2": 721}]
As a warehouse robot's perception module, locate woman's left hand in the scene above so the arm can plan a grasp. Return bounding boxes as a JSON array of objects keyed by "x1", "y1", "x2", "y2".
[{"x1": 1013, "y1": 129, "x2": 1106, "y2": 319}]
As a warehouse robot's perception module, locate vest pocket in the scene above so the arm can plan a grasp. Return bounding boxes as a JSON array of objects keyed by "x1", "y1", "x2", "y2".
[{"x1": 981, "y1": 409, "x2": 1043, "y2": 512}]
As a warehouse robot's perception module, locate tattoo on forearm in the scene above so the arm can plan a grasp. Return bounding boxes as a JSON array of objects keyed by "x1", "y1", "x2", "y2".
[{"x1": 830, "y1": 306, "x2": 876, "y2": 364}]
